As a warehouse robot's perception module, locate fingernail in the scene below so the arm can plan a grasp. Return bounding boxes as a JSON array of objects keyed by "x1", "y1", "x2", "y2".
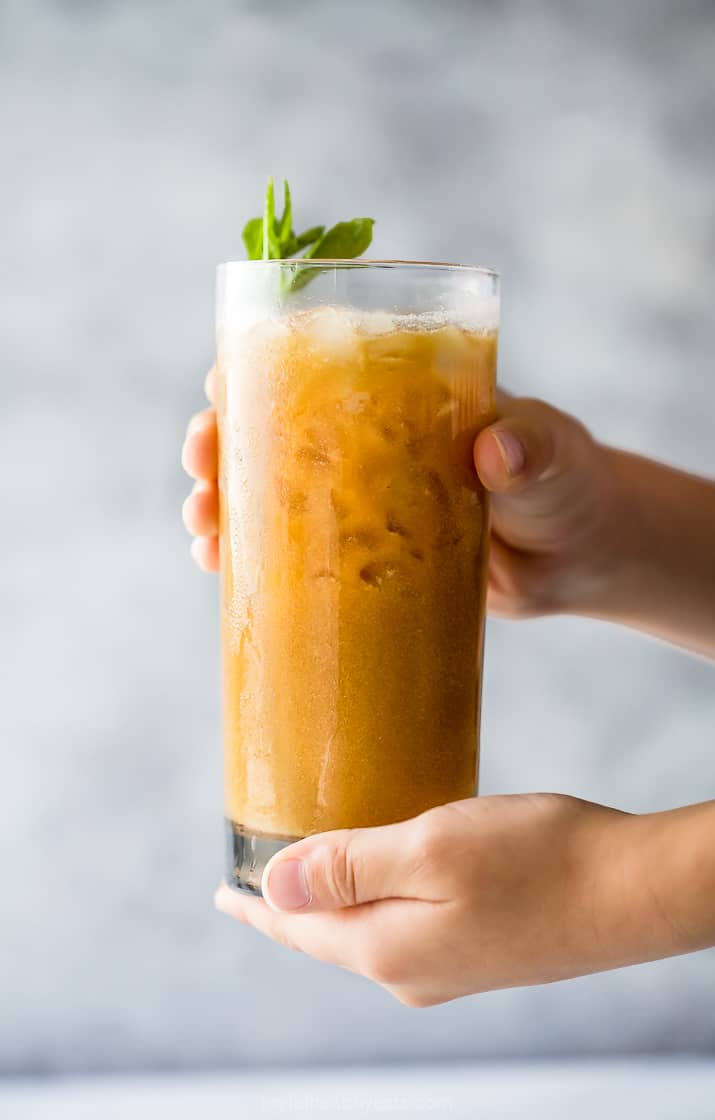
[
  {"x1": 263, "y1": 859, "x2": 311, "y2": 912},
  {"x1": 494, "y1": 430, "x2": 525, "y2": 477}
]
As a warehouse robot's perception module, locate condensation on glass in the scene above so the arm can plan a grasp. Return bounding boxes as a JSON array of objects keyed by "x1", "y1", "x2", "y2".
[{"x1": 216, "y1": 261, "x2": 500, "y2": 893}]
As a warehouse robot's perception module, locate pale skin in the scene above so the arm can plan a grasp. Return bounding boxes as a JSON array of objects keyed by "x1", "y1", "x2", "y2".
[{"x1": 182, "y1": 369, "x2": 715, "y2": 1007}]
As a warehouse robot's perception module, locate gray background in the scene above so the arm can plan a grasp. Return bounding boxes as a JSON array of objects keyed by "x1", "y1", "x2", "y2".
[{"x1": 2, "y1": 0, "x2": 714, "y2": 1075}]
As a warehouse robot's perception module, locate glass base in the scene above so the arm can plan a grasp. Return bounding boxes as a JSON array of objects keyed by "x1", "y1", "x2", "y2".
[{"x1": 224, "y1": 820, "x2": 302, "y2": 896}]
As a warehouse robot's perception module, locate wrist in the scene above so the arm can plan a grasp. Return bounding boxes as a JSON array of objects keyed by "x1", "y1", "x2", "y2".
[
  {"x1": 585, "y1": 452, "x2": 715, "y2": 655},
  {"x1": 596, "y1": 805, "x2": 715, "y2": 971},
  {"x1": 564, "y1": 446, "x2": 715, "y2": 657},
  {"x1": 549, "y1": 443, "x2": 637, "y2": 618},
  {"x1": 589, "y1": 448, "x2": 650, "y2": 617},
  {"x1": 558, "y1": 444, "x2": 669, "y2": 624},
  {"x1": 631, "y1": 804, "x2": 715, "y2": 957}
]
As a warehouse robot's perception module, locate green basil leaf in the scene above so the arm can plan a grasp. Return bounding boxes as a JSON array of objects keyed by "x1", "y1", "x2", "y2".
[
  {"x1": 277, "y1": 180, "x2": 292, "y2": 245},
  {"x1": 262, "y1": 177, "x2": 281, "y2": 259},
  {"x1": 294, "y1": 225, "x2": 325, "y2": 252},
  {"x1": 243, "y1": 181, "x2": 375, "y2": 291},
  {"x1": 242, "y1": 216, "x2": 264, "y2": 260},
  {"x1": 304, "y1": 218, "x2": 374, "y2": 260}
]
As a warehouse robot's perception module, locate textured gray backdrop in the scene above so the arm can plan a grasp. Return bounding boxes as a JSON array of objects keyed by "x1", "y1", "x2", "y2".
[{"x1": 2, "y1": 0, "x2": 714, "y2": 1075}]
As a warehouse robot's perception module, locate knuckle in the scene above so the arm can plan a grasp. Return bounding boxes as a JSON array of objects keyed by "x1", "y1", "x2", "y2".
[
  {"x1": 194, "y1": 488, "x2": 211, "y2": 521},
  {"x1": 181, "y1": 494, "x2": 195, "y2": 532},
  {"x1": 320, "y1": 836, "x2": 360, "y2": 907},
  {"x1": 515, "y1": 396, "x2": 558, "y2": 422},
  {"x1": 407, "y1": 811, "x2": 451, "y2": 874},
  {"x1": 194, "y1": 542, "x2": 213, "y2": 571},
  {"x1": 392, "y1": 988, "x2": 434, "y2": 1009},
  {"x1": 517, "y1": 397, "x2": 592, "y2": 465},
  {"x1": 180, "y1": 439, "x2": 194, "y2": 473},
  {"x1": 362, "y1": 946, "x2": 404, "y2": 987},
  {"x1": 188, "y1": 409, "x2": 216, "y2": 443},
  {"x1": 279, "y1": 933, "x2": 305, "y2": 957},
  {"x1": 487, "y1": 567, "x2": 552, "y2": 619},
  {"x1": 487, "y1": 589, "x2": 533, "y2": 619}
]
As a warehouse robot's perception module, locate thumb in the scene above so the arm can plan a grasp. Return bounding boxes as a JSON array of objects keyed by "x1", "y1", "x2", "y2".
[
  {"x1": 473, "y1": 399, "x2": 567, "y2": 494},
  {"x1": 472, "y1": 398, "x2": 599, "y2": 551},
  {"x1": 261, "y1": 819, "x2": 418, "y2": 913}
]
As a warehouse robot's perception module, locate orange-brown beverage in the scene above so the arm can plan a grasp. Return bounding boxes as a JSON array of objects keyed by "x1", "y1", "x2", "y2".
[{"x1": 216, "y1": 262, "x2": 499, "y2": 891}]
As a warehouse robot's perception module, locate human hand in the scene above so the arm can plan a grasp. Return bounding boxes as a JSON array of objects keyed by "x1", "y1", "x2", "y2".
[
  {"x1": 472, "y1": 393, "x2": 620, "y2": 617},
  {"x1": 181, "y1": 367, "x2": 219, "y2": 572},
  {"x1": 473, "y1": 396, "x2": 715, "y2": 650},
  {"x1": 181, "y1": 372, "x2": 620, "y2": 617},
  {"x1": 213, "y1": 793, "x2": 677, "y2": 1006}
]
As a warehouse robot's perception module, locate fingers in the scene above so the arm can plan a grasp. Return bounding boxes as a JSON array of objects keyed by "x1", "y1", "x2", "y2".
[
  {"x1": 182, "y1": 409, "x2": 218, "y2": 481},
  {"x1": 259, "y1": 817, "x2": 432, "y2": 914},
  {"x1": 189, "y1": 535, "x2": 219, "y2": 572},
  {"x1": 182, "y1": 481, "x2": 218, "y2": 537},
  {"x1": 182, "y1": 376, "x2": 219, "y2": 572},
  {"x1": 213, "y1": 883, "x2": 370, "y2": 972},
  {"x1": 484, "y1": 535, "x2": 552, "y2": 619},
  {"x1": 475, "y1": 395, "x2": 605, "y2": 597},
  {"x1": 183, "y1": 481, "x2": 219, "y2": 571},
  {"x1": 215, "y1": 882, "x2": 438, "y2": 998},
  {"x1": 473, "y1": 398, "x2": 562, "y2": 495}
]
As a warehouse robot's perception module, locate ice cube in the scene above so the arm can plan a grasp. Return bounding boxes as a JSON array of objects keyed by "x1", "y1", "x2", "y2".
[
  {"x1": 358, "y1": 311, "x2": 397, "y2": 336},
  {"x1": 296, "y1": 306, "x2": 360, "y2": 358}
]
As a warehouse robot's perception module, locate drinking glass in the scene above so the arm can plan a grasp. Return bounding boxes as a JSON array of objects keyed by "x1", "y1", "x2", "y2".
[{"x1": 216, "y1": 260, "x2": 499, "y2": 893}]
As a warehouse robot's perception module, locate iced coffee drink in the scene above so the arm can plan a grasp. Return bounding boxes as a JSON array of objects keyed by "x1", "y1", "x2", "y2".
[{"x1": 216, "y1": 261, "x2": 499, "y2": 891}]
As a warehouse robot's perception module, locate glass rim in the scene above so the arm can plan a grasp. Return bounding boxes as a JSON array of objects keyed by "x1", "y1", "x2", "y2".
[{"x1": 217, "y1": 258, "x2": 499, "y2": 279}]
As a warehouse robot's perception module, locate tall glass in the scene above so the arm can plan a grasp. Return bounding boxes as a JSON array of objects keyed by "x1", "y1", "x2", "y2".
[{"x1": 216, "y1": 261, "x2": 499, "y2": 892}]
